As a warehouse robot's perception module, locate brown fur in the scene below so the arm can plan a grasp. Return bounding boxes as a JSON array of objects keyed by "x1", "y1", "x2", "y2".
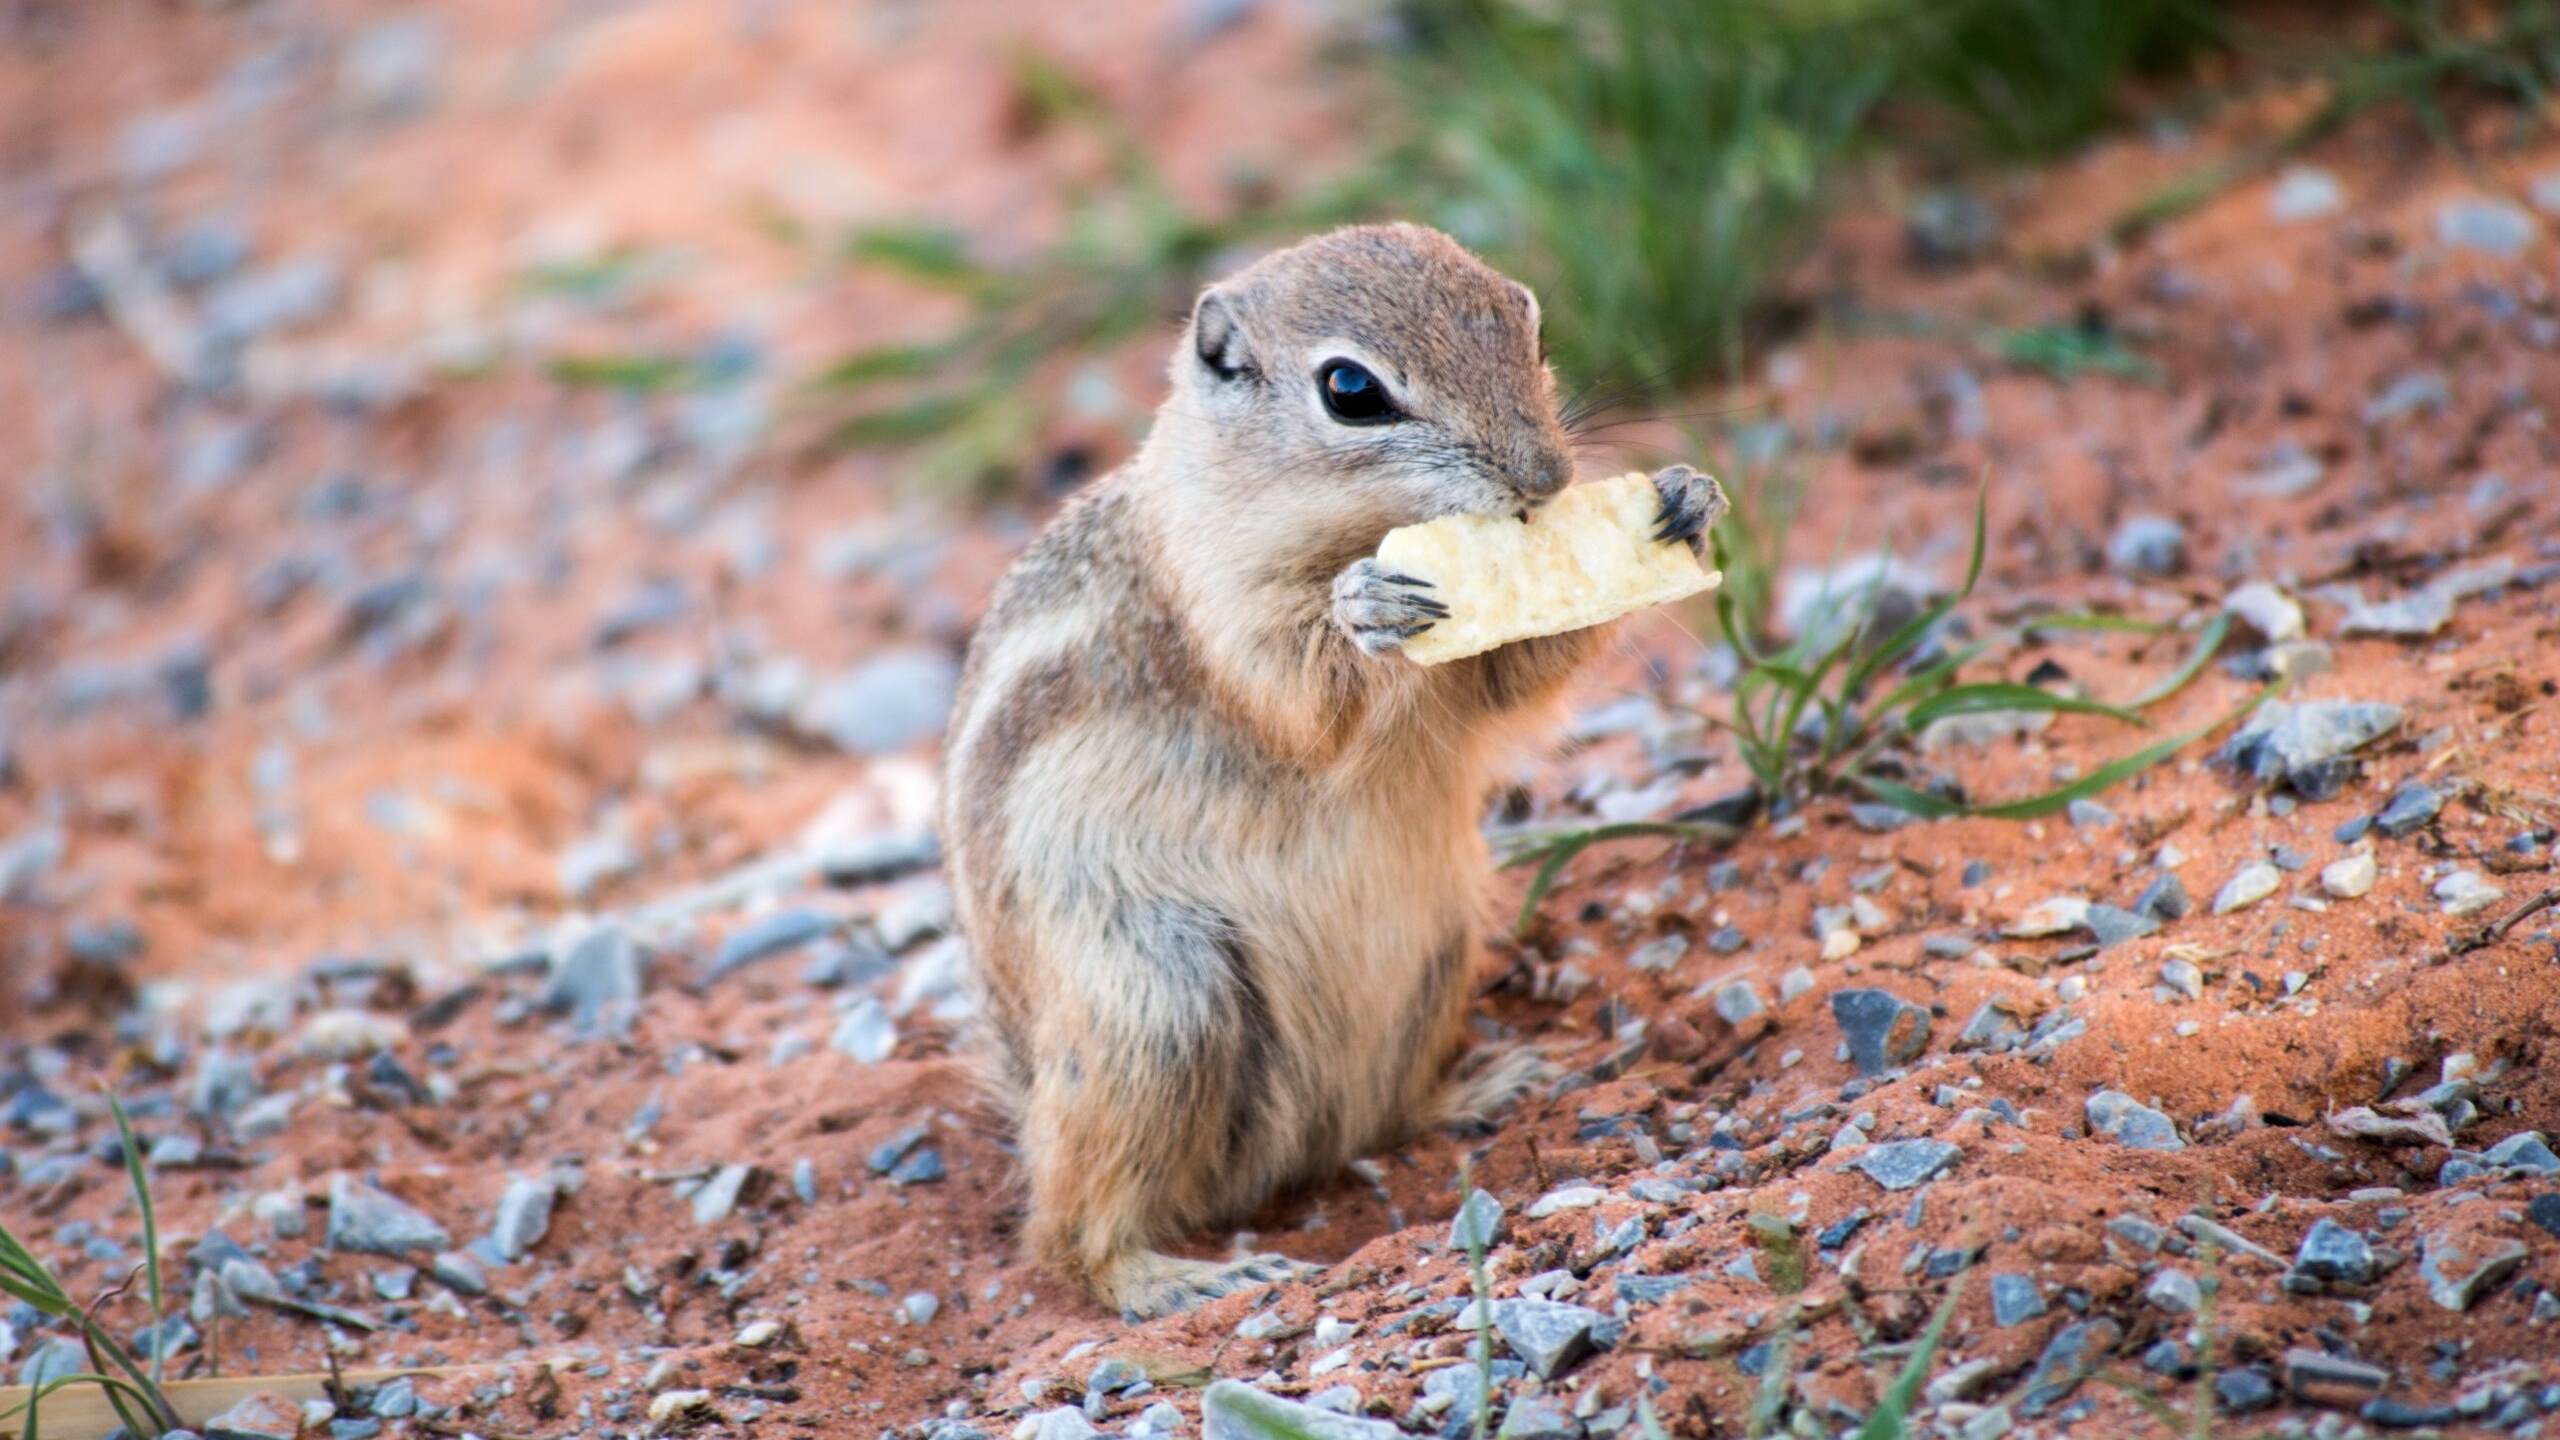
[{"x1": 941, "y1": 225, "x2": 1622, "y2": 1317}]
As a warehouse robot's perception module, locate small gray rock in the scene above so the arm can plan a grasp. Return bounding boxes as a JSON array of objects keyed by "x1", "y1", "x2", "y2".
[
  {"x1": 540, "y1": 925, "x2": 643, "y2": 1025},
  {"x1": 794, "y1": 648, "x2": 960, "y2": 755},
  {"x1": 203, "y1": 1392, "x2": 301, "y2": 1440},
  {"x1": 830, "y1": 998, "x2": 898, "y2": 1064},
  {"x1": 2219, "y1": 701, "x2": 2403, "y2": 795},
  {"x1": 2436, "y1": 197, "x2": 2537, "y2": 257},
  {"x1": 1497, "y1": 1393, "x2": 1580, "y2": 1440},
  {"x1": 2284, "y1": 1348, "x2": 2387, "y2": 1407},
  {"x1": 2418, "y1": 1230, "x2": 2526, "y2": 1312},
  {"x1": 427, "y1": 1249, "x2": 487, "y2": 1296},
  {"x1": 1830, "y1": 988, "x2": 1931, "y2": 1076},
  {"x1": 691, "y1": 1163, "x2": 763, "y2": 1226},
  {"x1": 2086, "y1": 1091, "x2": 2184, "y2": 1152},
  {"x1": 2374, "y1": 782, "x2": 2443, "y2": 838},
  {"x1": 326, "y1": 1175, "x2": 450, "y2": 1256},
  {"x1": 1989, "y1": 1272, "x2": 2045, "y2": 1327},
  {"x1": 1491, "y1": 1299, "x2": 1604, "y2": 1381},
  {"x1": 2133, "y1": 873, "x2": 2192, "y2": 921},
  {"x1": 1849, "y1": 1139, "x2": 1962, "y2": 1191},
  {"x1": 1202, "y1": 1381, "x2": 1401, "y2": 1440},
  {"x1": 2144, "y1": 1269, "x2": 2201, "y2": 1314},
  {"x1": 710, "y1": 909, "x2": 833, "y2": 980},
  {"x1": 2107, "y1": 516, "x2": 2188, "y2": 577},
  {"x1": 2017, "y1": 1318, "x2": 2118, "y2": 1415},
  {"x1": 490, "y1": 1176, "x2": 556, "y2": 1262},
  {"x1": 2482, "y1": 1130, "x2": 2560, "y2": 1176},
  {"x1": 16, "y1": 1336, "x2": 87, "y2": 1388},
  {"x1": 1449, "y1": 1188, "x2": 1504, "y2": 1253},
  {"x1": 2292, "y1": 1218, "x2": 2373, "y2": 1284},
  {"x1": 2085, "y1": 903, "x2": 2158, "y2": 949}
]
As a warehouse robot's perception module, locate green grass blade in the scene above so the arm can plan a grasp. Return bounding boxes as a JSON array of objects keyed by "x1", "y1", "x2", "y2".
[
  {"x1": 1855, "y1": 701, "x2": 2248, "y2": 821},
  {"x1": 105, "y1": 1093, "x2": 165, "y2": 1390},
  {"x1": 1500, "y1": 821, "x2": 1737, "y2": 934},
  {"x1": 1901, "y1": 683, "x2": 2147, "y2": 732},
  {"x1": 841, "y1": 225, "x2": 991, "y2": 291},
  {"x1": 1857, "y1": 1278, "x2": 1964, "y2": 1440},
  {"x1": 2125, "y1": 613, "x2": 2231, "y2": 709}
]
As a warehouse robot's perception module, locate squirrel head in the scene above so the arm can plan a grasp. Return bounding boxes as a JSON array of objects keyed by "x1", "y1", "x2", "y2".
[{"x1": 1152, "y1": 224, "x2": 1573, "y2": 557}]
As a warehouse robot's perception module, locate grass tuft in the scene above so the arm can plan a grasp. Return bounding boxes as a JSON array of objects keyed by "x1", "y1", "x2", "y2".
[{"x1": 1, "y1": 1092, "x2": 180, "y2": 1440}]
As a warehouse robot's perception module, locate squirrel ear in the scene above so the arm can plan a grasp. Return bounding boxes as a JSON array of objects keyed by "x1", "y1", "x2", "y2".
[{"x1": 1191, "y1": 289, "x2": 1252, "y2": 382}]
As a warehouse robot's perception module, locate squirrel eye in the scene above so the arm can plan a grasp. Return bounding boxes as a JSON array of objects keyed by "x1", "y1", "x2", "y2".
[{"x1": 1318, "y1": 360, "x2": 1398, "y2": 425}]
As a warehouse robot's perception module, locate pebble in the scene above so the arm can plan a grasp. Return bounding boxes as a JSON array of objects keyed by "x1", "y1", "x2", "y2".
[
  {"x1": 2284, "y1": 1348, "x2": 2387, "y2": 1407},
  {"x1": 2483, "y1": 1131, "x2": 2560, "y2": 1175},
  {"x1": 1490, "y1": 1299, "x2": 1603, "y2": 1380},
  {"x1": 794, "y1": 648, "x2": 960, "y2": 755},
  {"x1": 2292, "y1": 1218, "x2": 2374, "y2": 1284},
  {"x1": 1201, "y1": 1380, "x2": 1400, "y2": 1440},
  {"x1": 2085, "y1": 1091, "x2": 2185, "y2": 1152},
  {"x1": 691, "y1": 1163, "x2": 761, "y2": 1225},
  {"x1": 2269, "y1": 165, "x2": 2344, "y2": 221},
  {"x1": 2217, "y1": 1368, "x2": 2277, "y2": 1413},
  {"x1": 2432, "y1": 871, "x2": 2503, "y2": 917},
  {"x1": 1849, "y1": 1139, "x2": 1962, "y2": 1191},
  {"x1": 556, "y1": 830, "x2": 638, "y2": 902},
  {"x1": 1627, "y1": 935, "x2": 1687, "y2": 972},
  {"x1": 2374, "y1": 782, "x2": 2444, "y2": 838},
  {"x1": 1829, "y1": 989, "x2": 1931, "y2": 1076},
  {"x1": 710, "y1": 909, "x2": 834, "y2": 979},
  {"x1": 2106, "y1": 516, "x2": 2187, "y2": 577},
  {"x1": 1016, "y1": 1409, "x2": 1100, "y2": 1440},
  {"x1": 204, "y1": 1393, "x2": 303, "y2": 1440},
  {"x1": 2133, "y1": 873, "x2": 2191, "y2": 921},
  {"x1": 428, "y1": 1249, "x2": 487, "y2": 1296},
  {"x1": 1906, "y1": 187, "x2": 2002, "y2": 268},
  {"x1": 647, "y1": 1391, "x2": 716, "y2": 1429},
  {"x1": 1989, "y1": 1273, "x2": 2045, "y2": 1326},
  {"x1": 1449, "y1": 1188, "x2": 1505, "y2": 1252},
  {"x1": 2158, "y1": 959, "x2": 2203, "y2": 1001},
  {"x1": 901, "y1": 1291, "x2": 940, "y2": 1325},
  {"x1": 2085, "y1": 904, "x2": 2157, "y2": 949},
  {"x1": 1496, "y1": 1393, "x2": 1577, "y2": 1440},
  {"x1": 2144, "y1": 1269, "x2": 2201, "y2": 1314},
  {"x1": 2006, "y1": 895, "x2": 2087, "y2": 938},
  {"x1": 490, "y1": 1175, "x2": 556, "y2": 1261},
  {"x1": 2320, "y1": 852, "x2": 2377, "y2": 899},
  {"x1": 541, "y1": 925, "x2": 644, "y2": 1025},
  {"x1": 2016, "y1": 1319, "x2": 2117, "y2": 1415},
  {"x1": 2528, "y1": 1193, "x2": 2560, "y2": 1240},
  {"x1": 326, "y1": 1176, "x2": 450, "y2": 1256},
  {"x1": 2436, "y1": 197, "x2": 2537, "y2": 257},
  {"x1": 1525, "y1": 1185, "x2": 1605, "y2": 1219},
  {"x1": 2218, "y1": 701, "x2": 2403, "y2": 798},
  {"x1": 830, "y1": 998, "x2": 899, "y2": 1064},
  {"x1": 2363, "y1": 371, "x2": 2451, "y2": 425},
  {"x1": 2417, "y1": 1230, "x2": 2526, "y2": 1312},
  {"x1": 2212, "y1": 862, "x2": 2281, "y2": 915},
  {"x1": 2224, "y1": 581, "x2": 2305, "y2": 642},
  {"x1": 1709, "y1": 980, "x2": 1765, "y2": 1026}
]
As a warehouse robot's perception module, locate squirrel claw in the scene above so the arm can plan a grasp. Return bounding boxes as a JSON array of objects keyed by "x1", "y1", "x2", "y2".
[
  {"x1": 1650, "y1": 464, "x2": 1727, "y2": 554},
  {"x1": 1333, "y1": 557, "x2": 1443, "y2": 655}
]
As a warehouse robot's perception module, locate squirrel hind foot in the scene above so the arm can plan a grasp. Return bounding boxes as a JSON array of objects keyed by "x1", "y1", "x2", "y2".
[
  {"x1": 1102, "y1": 1251, "x2": 1311, "y2": 1322},
  {"x1": 1428, "y1": 1044, "x2": 1553, "y2": 1133}
]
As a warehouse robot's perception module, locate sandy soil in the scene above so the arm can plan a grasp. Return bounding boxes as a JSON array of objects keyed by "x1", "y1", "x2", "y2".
[{"x1": 3, "y1": 5, "x2": 2557, "y2": 1440}]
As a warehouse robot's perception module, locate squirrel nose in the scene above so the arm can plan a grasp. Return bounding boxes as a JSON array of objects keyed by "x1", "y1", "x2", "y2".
[{"x1": 1514, "y1": 447, "x2": 1571, "y2": 502}]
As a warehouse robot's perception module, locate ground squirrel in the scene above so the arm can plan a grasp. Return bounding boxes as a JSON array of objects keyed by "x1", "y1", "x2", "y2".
[{"x1": 941, "y1": 223, "x2": 1722, "y2": 1318}]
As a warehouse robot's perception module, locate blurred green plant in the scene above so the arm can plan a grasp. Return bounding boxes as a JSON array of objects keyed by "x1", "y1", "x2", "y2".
[
  {"x1": 1910, "y1": 0, "x2": 2223, "y2": 158},
  {"x1": 1706, "y1": 482, "x2": 2238, "y2": 819},
  {"x1": 1396, "y1": 0, "x2": 1898, "y2": 394},
  {"x1": 808, "y1": 52, "x2": 1362, "y2": 495},
  {"x1": 1, "y1": 1094, "x2": 180, "y2": 1440}
]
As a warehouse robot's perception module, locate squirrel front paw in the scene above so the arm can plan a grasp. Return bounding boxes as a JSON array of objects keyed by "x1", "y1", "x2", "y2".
[
  {"x1": 1331, "y1": 557, "x2": 1447, "y2": 656},
  {"x1": 1651, "y1": 463, "x2": 1728, "y2": 555}
]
